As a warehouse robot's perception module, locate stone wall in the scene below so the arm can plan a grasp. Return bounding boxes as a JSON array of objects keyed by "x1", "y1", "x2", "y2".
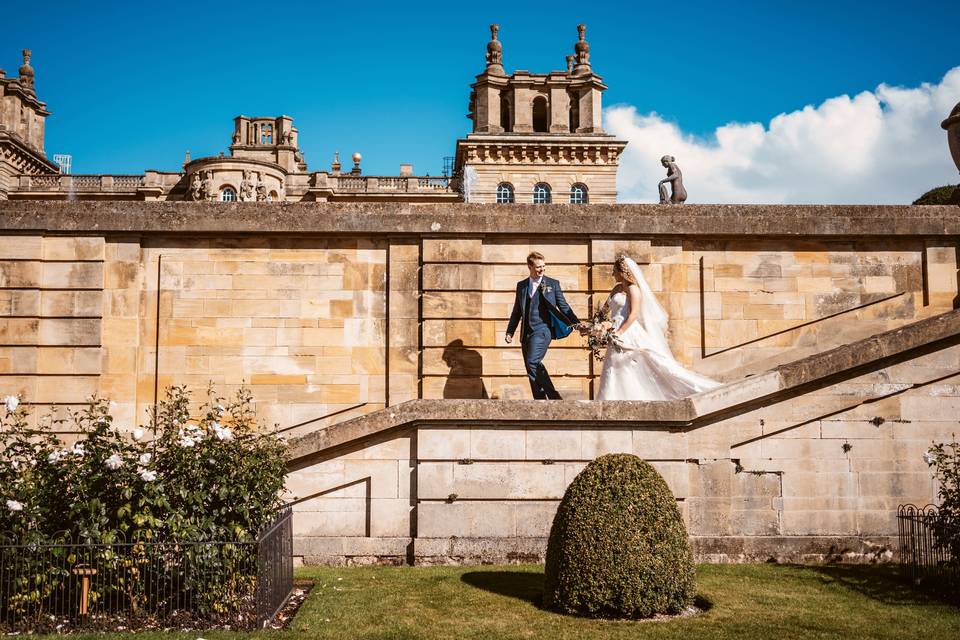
[{"x1": 1, "y1": 201, "x2": 958, "y2": 562}]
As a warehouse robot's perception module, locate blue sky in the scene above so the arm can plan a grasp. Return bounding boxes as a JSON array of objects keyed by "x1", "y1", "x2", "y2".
[{"x1": 6, "y1": 0, "x2": 958, "y2": 189}]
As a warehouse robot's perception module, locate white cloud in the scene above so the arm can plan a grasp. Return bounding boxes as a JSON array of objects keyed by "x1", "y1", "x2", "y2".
[{"x1": 605, "y1": 67, "x2": 960, "y2": 204}]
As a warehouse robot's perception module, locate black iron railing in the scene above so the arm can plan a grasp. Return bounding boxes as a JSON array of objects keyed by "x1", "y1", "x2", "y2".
[
  {"x1": 0, "y1": 508, "x2": 293, "y2": 632},
  {"x1": 255, "y1": 507, "x2": 294, "y2": 627},
  {"x1": 897, "y1": 503, "x2": 959, "y2": 593}
]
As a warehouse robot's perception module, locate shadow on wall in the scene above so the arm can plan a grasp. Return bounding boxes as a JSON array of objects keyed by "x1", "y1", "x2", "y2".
[{"x1": 442, "y1": 339, "x2": 489, "y2": 399}]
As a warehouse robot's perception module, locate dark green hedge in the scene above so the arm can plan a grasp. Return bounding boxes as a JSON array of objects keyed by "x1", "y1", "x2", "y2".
[
  {"x1": 913, "y1": 185, "x2": 960, "y2": 205},
  {"x1": 543, "y1": 453, "x2": 694, "y2": 618}
]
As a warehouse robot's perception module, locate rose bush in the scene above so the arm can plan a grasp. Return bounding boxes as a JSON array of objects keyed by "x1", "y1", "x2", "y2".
[
  {"x1": 0, "y1": 385, "x2": 287, "y2": 626},
  {"x1": 925, "y1": 439, "x2": 960, "y2": 563}
]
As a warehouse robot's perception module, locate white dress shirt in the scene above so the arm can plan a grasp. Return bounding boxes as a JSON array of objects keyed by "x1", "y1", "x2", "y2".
[{"x1": 528, "y1": 276, "x2": 543, "y2": 298}]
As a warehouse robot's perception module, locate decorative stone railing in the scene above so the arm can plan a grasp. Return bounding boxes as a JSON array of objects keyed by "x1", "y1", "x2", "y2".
[
  {"x1": 17, "y1": 174, "x2": 146, "y2": 192},
  {"x1": 328, "y1": 175, "x2": 453, "y2": 193}
]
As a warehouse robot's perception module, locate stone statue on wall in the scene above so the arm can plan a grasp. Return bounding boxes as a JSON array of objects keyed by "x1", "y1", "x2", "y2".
[
  {"x1": 232, "y1": 130, "x2": 241, "y2": 145},
  {"x1": 255, "y1": 173, "x2": 268, "y2": 201},
  {"x1": 189, "y1": 173, "x2": 202, "y2": 201},
  {"x1": 943, "y1": 102, "x2": 960, "y2": 204},
  {"x1": 200, "y1": 170, "x2": 213, "y2": 201},
  {"x1": 240, "y1": 169, "x2": 255, "y2": 202},
  {"x1": 658, "y1": 155, "x2": 687, "y2": 205}
]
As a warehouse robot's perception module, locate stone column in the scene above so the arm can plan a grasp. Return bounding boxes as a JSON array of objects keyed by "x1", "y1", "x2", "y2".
[
  {"x1": 512, "y1": 76, "x2": 534, "y2": 133},
  {"x1": 388, "y1": 240, "x2": 421, "y2": 405},
  {"x1": 549, "y1": 84, "x2": 570, "y2": 133},
  {"x1": 578, "y1": 87, "x2": 603, "y2": 133},
  {"x1": 474, "y1": 84, "x2": 503, "y2": 133}
]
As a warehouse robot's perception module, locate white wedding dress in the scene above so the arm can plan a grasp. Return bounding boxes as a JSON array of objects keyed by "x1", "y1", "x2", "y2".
[{"x1": 595, "y1": 257, "x2": 720, "y2": 401}]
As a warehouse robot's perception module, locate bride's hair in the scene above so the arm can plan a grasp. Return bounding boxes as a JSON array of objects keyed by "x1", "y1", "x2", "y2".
[{"x1": 614, "y1": 255, "x2": 637, "y2": 284}]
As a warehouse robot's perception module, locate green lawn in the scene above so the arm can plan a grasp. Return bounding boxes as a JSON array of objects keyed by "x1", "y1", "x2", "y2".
[{"x1": 53, "y1": 564, "x2": 960, "y2": 639}]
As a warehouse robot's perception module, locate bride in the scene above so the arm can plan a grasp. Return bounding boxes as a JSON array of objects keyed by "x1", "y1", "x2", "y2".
[{"x1": 594, "y1": 255, "x2": 720, "y2": 401}]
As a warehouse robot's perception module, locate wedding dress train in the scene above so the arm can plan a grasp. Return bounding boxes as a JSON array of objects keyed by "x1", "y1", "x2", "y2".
[{"x1": 595, "y1": 257, "x2": 720, "y2": 401}]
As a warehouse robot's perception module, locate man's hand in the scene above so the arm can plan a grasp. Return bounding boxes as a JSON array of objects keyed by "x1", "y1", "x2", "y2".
[{"x1": 505, "y1": 333, "x2": 513, "y2": 344}]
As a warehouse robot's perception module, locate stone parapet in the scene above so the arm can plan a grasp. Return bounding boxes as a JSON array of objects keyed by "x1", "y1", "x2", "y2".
[{"x1": 1, "y1": 201, "x2": 959, "y2": 235}]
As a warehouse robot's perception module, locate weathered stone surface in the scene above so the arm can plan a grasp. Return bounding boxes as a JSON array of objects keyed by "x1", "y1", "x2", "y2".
[{"x1": 2, "y1": 201, "x2": 959, "y2": 236}]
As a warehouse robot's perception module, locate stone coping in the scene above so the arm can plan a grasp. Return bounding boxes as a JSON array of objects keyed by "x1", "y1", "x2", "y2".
[
  {"x1": 286, "y1": 309, "x2": 960, "y2": 465},
  {"x1": 0, "y1": 201, "x2": 959, "y2": 236}
]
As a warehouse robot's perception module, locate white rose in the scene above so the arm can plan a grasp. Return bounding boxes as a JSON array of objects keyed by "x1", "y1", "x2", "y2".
[
  {"x1": 139, "y1": 469, "x2": 157, "y2": 482},
  {"x1": 214, "y1": 425, "x2": 234, "y2": 441},
  {"x1": 4, "y1": 396, "x2": 19, "y2": 413},
  {"x1": 6, "y1": 499, "x2": 23, "y2": 512},
  {"x1": 139, "y1": 452, "x2": 152, "y2": 466},
  {"x1": 178, "y1": 436, "x2": 195, "y2": 448},
  {"x1": 47, "y1": 450, "x2": 63, "y2": 464},
  {"x1": 923, "y1": 451, "x2": 936, "y2": 465},
  {"x1": 216, "y1": 405, "x2": 225, "y2": 415},
  {"x1": 72, "y1": 443, "x2": 86, "y2": 457},
  {"x1": 105, "y1": 454, "x2": 123, "y2": 470},
  {"x1": 132, "y1": 428, "x2": 144, "y2": 442}
]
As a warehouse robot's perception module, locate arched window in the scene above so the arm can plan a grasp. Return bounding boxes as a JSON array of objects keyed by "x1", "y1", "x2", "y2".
[
  {"x1": 495, "y1": 183, "x2": 515, "y2": 204},
  {"x1": 220, "y1": 186, "x2": 237, "y2": 202},
  {"x1": 570, "y1": 183, "x2": 588, "y2": 204},
  {"x1": 532, "y1": 96, "x2": 549, "y2": 133},
  {"x1": 533, "y1": 183, "x2": 551, "y2": 204},
  {"x1": 499, "y1": 92, "x2": 512, "y2": 132},
  {"x1": 568, "y1": 90, "x2": 580, "y2": 132}
]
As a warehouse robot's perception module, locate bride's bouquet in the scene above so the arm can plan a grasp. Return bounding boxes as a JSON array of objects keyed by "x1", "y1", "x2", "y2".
[{"x1": 579, "y1": 302, "x2": 617, "y2": 361}]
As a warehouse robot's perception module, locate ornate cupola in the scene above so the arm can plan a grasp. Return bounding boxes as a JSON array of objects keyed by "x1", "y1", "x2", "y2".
[{"x1": 454, "y1": 25, "x2": 627, "y2": 204}]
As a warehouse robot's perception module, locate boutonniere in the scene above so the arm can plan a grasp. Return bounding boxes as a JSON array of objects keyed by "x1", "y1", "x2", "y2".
[{"x1": 544, "y1": 285, "x2": 553, "y2": 294}]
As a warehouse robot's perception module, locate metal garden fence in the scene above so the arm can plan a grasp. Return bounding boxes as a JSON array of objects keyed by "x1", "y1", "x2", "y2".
[
  {"x1": 0, "y1": 508, "x2": 293, "y2": 632},
  {"x1": 897, "y1": 503, "x2": 959, "y2": 595}
]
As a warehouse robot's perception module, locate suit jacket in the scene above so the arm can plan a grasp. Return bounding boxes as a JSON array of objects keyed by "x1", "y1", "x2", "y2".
[{"x1": 506, "y1": 276, "x2": 580, "y2": 342}]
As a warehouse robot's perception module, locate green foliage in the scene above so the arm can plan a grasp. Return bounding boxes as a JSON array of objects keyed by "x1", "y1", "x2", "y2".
[
  {"x1": 913, "y1": 185, "x2": 960, "y2": 205},
  {"x1": 543, "y1": 453, "x2": 694, "y2": 618},
  {"x1": 0, "y1": 386, "x2": 287, "y2": 626},
  {"x1": 925, "y1": 439, "x2": 960, "y2": 563}
]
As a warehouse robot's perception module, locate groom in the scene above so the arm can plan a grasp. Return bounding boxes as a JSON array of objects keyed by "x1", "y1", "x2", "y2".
[{"x1": 505, "y1": 252, "x2": 581, "y2": 399}]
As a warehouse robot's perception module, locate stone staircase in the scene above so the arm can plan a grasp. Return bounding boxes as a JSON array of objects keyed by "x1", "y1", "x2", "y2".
[{"x1": 288, "y1": 308, "x2": 960, "y2": 466}]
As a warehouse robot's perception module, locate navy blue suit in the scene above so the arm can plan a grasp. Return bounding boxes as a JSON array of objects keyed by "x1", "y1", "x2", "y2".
[{"x1": 506, "y1": 276, "x2": 579, "y2": 399}]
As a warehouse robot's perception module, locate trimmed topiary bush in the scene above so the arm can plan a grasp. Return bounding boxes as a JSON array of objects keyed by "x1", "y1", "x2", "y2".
[{"x1": 543, "y1": 453, "x2": 694, "y2": 618}]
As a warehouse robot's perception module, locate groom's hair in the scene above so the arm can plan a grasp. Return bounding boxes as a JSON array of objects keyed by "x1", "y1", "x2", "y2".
[{"x1": 526, "y1": 251, "x2": 545, "y2": 265}]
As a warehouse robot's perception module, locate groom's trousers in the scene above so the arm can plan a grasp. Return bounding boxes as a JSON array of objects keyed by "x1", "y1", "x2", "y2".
[{"x1": 522, "y1": 327, "x2": 562, "y2": 400}]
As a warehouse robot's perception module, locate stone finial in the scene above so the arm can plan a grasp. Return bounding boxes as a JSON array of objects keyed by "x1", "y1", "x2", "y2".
[
  {"x1": 351, "y1": 152, "x2": 362, "y2": 176},
  {"x1": 485, "y1": 24, "x2": 505, "y2": 75},
  {"x1": 572, "y1": 24, "x2": 591, "y2": 76},
  {"x1": 566, "y1": 55, "x2": 575, "y2": 75},
  {"x1": 19, "y1": 48, "x2": 35, "y2": 93},
  {"x1": 331, "y1": 151, "x2": 342, "y2": 174}
]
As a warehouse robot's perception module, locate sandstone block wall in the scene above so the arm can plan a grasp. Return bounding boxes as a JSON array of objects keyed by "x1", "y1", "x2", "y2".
[{"x1": 1, "y1": 202, "x2": 958, "y2": 563}]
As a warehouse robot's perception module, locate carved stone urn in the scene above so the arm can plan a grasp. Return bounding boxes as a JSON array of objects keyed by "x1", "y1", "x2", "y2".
[{"x1": 943, "y1": 102, "x2": 960, "y2": 203}]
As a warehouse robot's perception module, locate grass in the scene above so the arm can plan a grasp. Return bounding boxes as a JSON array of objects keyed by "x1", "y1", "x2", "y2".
[{"x1": 44, "y1": 564, "x2": 960, "y2": 640}]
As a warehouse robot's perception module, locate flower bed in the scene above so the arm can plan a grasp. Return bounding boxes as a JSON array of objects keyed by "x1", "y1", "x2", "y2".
[{"x1": 0, "y1": 386, "x2": 290, "y2": 631}]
